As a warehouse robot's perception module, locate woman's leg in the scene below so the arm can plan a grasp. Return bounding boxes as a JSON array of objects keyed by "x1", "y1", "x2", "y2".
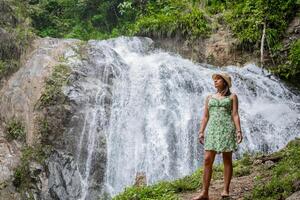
[
  {"x1": 222, "y1": 151, "x2": 233, "y2": 196},
  {"x1": 193, "y1": 150, "x2": 216, "y2": 199}
]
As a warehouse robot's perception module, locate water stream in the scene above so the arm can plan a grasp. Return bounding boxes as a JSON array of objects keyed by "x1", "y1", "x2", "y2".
[{"x1": 62, "y1": 36, "x2": 300, "y2": 199}]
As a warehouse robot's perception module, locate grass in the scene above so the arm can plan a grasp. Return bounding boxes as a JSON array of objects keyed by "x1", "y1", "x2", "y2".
[
  {"x1": 4, "y1": 117, "x2": 26, "y2": 142},
  {"x1": 38, "y1": 64, "x2": 71, "y2": 107},
  {"x1": 113, "y1": 168, "x2": 203, "y2": 200},
  {"x1": 0, "y1": 59, "x2": 20, "y2": 81},
  {"x1": 113, "y1": 151, "x2": 255, "y2": 200},
  {"x1": 245, "y1": 137, "x2": 300, "y2": 200},
  {"x1": 113, "y1": 138, "x2": 300, "y2": 200}
]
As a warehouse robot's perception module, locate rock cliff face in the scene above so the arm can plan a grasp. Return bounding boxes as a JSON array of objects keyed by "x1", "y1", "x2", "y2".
[
  {"x1": 0, "y1": 126, "x2": 21, "y2": 199},
  {"x1": 153, "y1": 27, "x2": 256, "y2": 67},
  {"x1": 0, "y1": 0, "x2": 35, "y2": 85},
  {"x1": 0, "y1": 38, "x2": 76, "y2": 145},
  {"x1": 0, "y1": 36, "x2": 124, "y2": 199},
  {"x1": 0, "y1": 37, "x2": 82, "y2": 199}
]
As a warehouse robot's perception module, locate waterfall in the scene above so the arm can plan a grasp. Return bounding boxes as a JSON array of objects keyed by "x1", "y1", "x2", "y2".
[{"x1": 61, "y1": 36, "x2": 300, "y2": 199}]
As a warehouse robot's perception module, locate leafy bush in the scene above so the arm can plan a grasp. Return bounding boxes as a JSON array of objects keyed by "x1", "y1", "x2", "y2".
[
  {"x1": 206, "y1": 0, "x2": 226, "y2": 15},
  {"x1": 132, "y1": 0, "x2": 211, "y2": 40},
  {"x1": 0, "y1": 0, "x2": 36, "y2": 81},
  {"x1": 0, "y1": 59, "x2": 22, "y2": 80},
  {"x1": 245, "y1": 138, "x2": 300, "y2": 200},
  {"x1": 13, "y1": 144, "x2": 52, "y2": 197},
  {"x1": 5, "y1": 118, "x2": 26, "y2": 142},
  {"x1": 26, "y1": 0, "x2": 211, "y2": 40},
  {"x1": 270, "y1": 39, "x2": 300, "y2": 80},
  {"x1": 224, "y1": 0, "x2": 297, "y2": 51},
  {"x1": 38, "y1": 64, "x2": 71, "y2": 107},
  {"x1": 27, "y1": 0, "x2": 126, "y2": 40}
]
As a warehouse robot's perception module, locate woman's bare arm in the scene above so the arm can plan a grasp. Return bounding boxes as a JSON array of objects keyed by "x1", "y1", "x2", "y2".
[
  {"x1": 231, "y1": 93, "x2": 241, "y2": 132},
  {"x1": 231, "y1": 93, "x2": 243, "y2": 143},
  {"x1": 199, "y1": 94, "x2": 210, "y2": 135}
]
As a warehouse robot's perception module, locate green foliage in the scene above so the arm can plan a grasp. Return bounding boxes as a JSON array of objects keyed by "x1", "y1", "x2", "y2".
[
  {"x1": 37, "y1": 116, "x2": 50, "y2": 139},
  {"x1": 114, "y1": 151, "x2": 255, "y2": 200},
  {"x1": 13, "y1": 144, "x2": 52, "y2": 195},
  {"x1": 114, "y1": 139, "x2": 300, "y2": 200},
  {"x1": 4, "y1": 118, "x2": 26, "y2": 142},
  {"x1": 26, "y1": 0, "x2": 127, "y2": 40},
  {"x1": 26, "y1": 0, "x2": 210, "y2": 40},
  {"x1": 211, "y1": 153, "x2": 252, "y2": 180},
  {"x1": 212, "y1": 164, "x2": 224, "y2": 180},
  {"x1": 245, "y1": 138, "x2": 300, "y2": 200},
  {"x1": 0, "y1": 0, "x2": 36, "y2": 81},
  {"x1": 270, "y1": 39, "x2": 300, "y2": 80},
  {"x1": 23, "y1": 0, "x2": 297, "y2": 54},
  {"x1": 38, "y1": 64, "x2": 71, "y2": 107},
  {"x1": 0, "y1": 59, "x2": 21, "y2": 81},
  {"x1": 206, "y1": 0, "x2": 226, "y2": 15},
  {"x1": 224, "y1": 0, "x2": 297, "y2": 50},
  {"x1": 113, "y1": 168, "x2": 203, "y2": 199},
  {"x1": 113, "y1": 183, "x2": 179, "y2": 200},
  {"x1": 132, "y1": 0, "x2": 211, "y2": 40},
  {"x1": 233, "y1": 163, "x2": 251, "y2": 177}
]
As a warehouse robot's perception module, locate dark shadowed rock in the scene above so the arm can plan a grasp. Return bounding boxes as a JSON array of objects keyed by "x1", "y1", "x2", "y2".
[{"x1": 47, "y1": 150, "x2": 82, "y2": 200}]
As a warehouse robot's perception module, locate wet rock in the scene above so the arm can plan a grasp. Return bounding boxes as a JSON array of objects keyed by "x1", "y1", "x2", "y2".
[
  {"x1": 134, "y1": 172, "x2": 147, "y2": 187},
  {"x1": 253, "y1": 159, "x2": 263, "y2": 165},
  {"x1": 293, "y1": 179, "x2": 300, "y2": 191},
  {"x1": 0, "y1": 37, "x2": 80, "y2": 145},
  {"x1": 264, "y1": 160, "x2": 275, "y2": 169},
  {"x1": 286, "y1": 191, "x2": 300, "y2": 200},
  {"x1": 0, "y1": 133, "x2": 21, "y2": 200},
  {"x1": 47, "y1": 150, "x2": 82, "y2": 200},
  {"x1": 0, "y1": 137, "x2": 21, "y2": 185},
  {"x1": 0, "y1": 181, "x2": 21, "y2": 200}
]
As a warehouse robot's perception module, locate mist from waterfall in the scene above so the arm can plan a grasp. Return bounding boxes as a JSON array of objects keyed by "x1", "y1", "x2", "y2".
[{"x1": 63, "y1": 36, "x2": 300, "y2": 199}]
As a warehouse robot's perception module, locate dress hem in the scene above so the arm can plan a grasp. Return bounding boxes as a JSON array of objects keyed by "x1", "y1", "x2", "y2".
[{"x1": 204, "y1": 148, "x2": 238, "y2": 154}]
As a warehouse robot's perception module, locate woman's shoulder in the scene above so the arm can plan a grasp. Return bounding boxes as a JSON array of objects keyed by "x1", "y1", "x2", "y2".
[
  {"x1": 206, "y1": 93, "x2": 214, "y2": 99},
  {"x1": 204, "y1": 93, "x2": 213, "y2": 103},
  {"x1": 229, "y1": 92, "x2": 238, "y2": 100}
]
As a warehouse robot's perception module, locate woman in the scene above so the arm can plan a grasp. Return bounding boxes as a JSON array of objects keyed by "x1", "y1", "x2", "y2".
[{"x1": 192, "y1": 72, "x2": 243, "y2": 200}]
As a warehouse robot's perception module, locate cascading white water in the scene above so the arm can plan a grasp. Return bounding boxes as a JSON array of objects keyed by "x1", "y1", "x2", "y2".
[{"x1": 63, "y1": 36, "x2": 300, "y2": 199}]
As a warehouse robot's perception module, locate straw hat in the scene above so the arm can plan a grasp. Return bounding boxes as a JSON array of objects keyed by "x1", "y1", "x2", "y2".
[{"x1": 212, "y1": 72, "x2": 232, "y2": 88}]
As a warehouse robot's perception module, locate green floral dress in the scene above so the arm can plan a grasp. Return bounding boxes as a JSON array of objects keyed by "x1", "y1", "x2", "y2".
[{"x1": 204, "y1": 94, "x2": 238, "y2": 154}]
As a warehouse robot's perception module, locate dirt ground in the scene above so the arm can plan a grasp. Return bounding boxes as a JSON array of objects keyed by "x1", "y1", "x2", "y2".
[{"x1": 179, "y1": 174, "x2": 254, "y2": 200}]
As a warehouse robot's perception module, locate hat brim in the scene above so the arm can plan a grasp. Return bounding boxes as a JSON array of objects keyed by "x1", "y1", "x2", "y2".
[
  {"x1": 212, "y1": 73, "x2": 223, "y2": 80},
  {"x1": 212, "y1": 73, "x2": 232, "y2": 88}
]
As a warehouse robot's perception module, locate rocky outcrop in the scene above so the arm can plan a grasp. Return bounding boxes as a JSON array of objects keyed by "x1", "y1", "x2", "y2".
[
  {"x1": 0, "y1": 38, "x2": 78, "y2": 145},
  {"x1": 0, "y1": 0, "x2": 35, "y2": 84},
  {"x1": 0, "y1": 36, "x2": 116, "y2": 199},
  {"x1": 153, "y1": 26, "x2": 256, "y2": 67},
  {"x1": 0, "y1": 37, "x2": 83, "y2": 199},
  {"x1": 154, "y1": 11, "x2": 300, "y2": 69},
  {"x1": 0, "y1": 121, "x2": 21, "y2": 200},
  {"x1": 47, "y1": 150, "x2": 82, "y2": 200},
  {"x1": 286, "y1": 191, "x2": 300, "y2": 200}
]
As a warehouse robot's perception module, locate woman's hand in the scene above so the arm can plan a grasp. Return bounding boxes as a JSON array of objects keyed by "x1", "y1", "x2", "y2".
[
  {"x1": 199, "y1": 133, "x2": 205, "y2": 145},
  {"x1": 236, "y1": 132, "x2": 243, "y2": 144}
]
